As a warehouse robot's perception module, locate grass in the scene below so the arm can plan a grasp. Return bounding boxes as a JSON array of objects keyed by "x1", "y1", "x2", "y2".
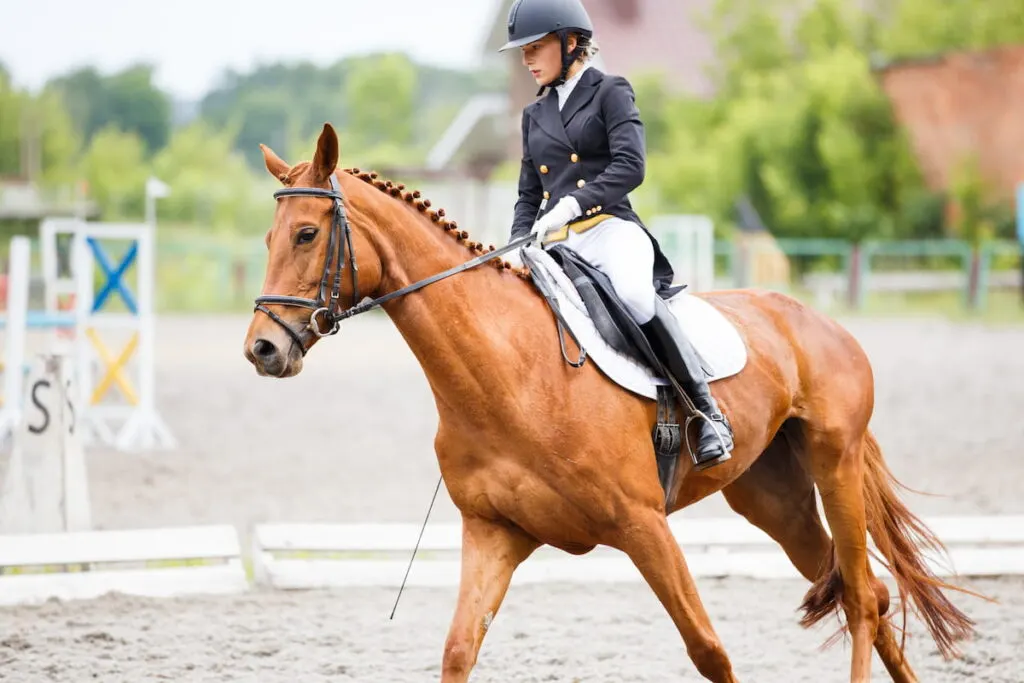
[{"x1": 800, "y1": 288, "x2": 1024, "y2": 326}]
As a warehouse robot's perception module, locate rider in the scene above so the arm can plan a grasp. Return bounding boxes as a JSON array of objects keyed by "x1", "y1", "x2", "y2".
[{"x1": 499, "y1": 0, "x2": 733, "y2": 470}]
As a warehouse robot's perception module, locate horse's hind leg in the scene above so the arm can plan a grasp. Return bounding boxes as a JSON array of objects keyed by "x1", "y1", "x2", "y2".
[
  {"x1": 801, "y1": 425, "x2": 885, "y2": 683},
  {"x1": 441, "y1": 515, "x2": 539, "y2": 683},
  {"x1": 723, "y1": 426, "x2": 918, "y2": 682},
  {"x1": 614, "y1": 507, "x2": 738, "y2": 682}
]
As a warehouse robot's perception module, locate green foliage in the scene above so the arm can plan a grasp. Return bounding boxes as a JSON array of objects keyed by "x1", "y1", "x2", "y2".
[
  {"x1": 150, "y1": 121, "x2": 272, "y2": 233},
  {"x1": 879, "y1": 0, "x2": 1024, "y2": 59},
  {"x1": 0, "y1": 68, "x2": 27, "y2": 176},
  {"x1": 4, "y1": 0, "x2": 1020, "y2": 255},
  {"x1": 78, "y1": 126, "x2": 148, "y2": 219},
  {"x1": 36, "y1": 89, "x2": 83, "y2": 185},
  {"x1": 641, "y1": 0, "x2": 1021, "y2": 243},
  {"x1": 0, "y1": 75, "x2": 82, "y2": 185},
  {"x1": 199, "y1": 61, "x2": 349, "y2": 169},
  {"x1": 345, "y1": 53, "x2": 416, "y2": 148},
  {"x1": 0, "y1": 50, "x2": 498, "y2": 230},
  {"x1": 198, "y1": 53, "x2": 504, "y2": 169},
  {"x1": 45, "y1": 64, "x2": 171, "y2": 153}
]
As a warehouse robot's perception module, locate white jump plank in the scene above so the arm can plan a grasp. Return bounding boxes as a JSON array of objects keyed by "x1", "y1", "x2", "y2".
[
  {"x1": 251, "y1": 515, "x2": 1024, "y2": 590},
  {"x1": 255, "y1": 522, "x2": 463, "y2": 553},
  {"x1": 915, "y1": 516, "x2": 1024, "y2": 545},
  {"x1": 253, "y1": 520, "x2": 780, "y2": 554},
  {"x1": 0, "y1": 562, "x2": 249, "y2": 606},
  {"x1": 254, "y1": 546, "x2": 1024, "y2": 590},
  {"x1": 0, "y1": 525, "x2": 241, "y2": 568},
  {"x1": 253, "y1": 516, "x2": 1024, "y2": 556}
]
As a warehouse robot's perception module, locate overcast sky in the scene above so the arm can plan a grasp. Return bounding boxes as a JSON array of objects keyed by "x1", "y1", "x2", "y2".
[{"x1": 1, "y1": 0, "x2": 500, "y2": 99}]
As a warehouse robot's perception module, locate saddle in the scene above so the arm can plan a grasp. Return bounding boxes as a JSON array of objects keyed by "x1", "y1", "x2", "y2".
[{"x1": 520, "y1": 244, "x2": 747, "y2": 500}]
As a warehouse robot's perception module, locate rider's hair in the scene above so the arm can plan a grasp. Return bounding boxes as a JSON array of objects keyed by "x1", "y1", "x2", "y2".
[{"x1": 576, "y1": 34, "x2": 599, "y2": 60}]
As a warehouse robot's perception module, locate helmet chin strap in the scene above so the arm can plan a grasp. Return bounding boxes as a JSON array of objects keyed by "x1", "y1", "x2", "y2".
[{"x1": 536, "y1": 30, "x2": 579, "y2": 96}]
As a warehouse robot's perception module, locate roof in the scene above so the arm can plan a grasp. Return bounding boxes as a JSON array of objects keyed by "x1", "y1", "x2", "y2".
[{"x1": 425, "y1": 94, "x2": 509, "y2": 171}]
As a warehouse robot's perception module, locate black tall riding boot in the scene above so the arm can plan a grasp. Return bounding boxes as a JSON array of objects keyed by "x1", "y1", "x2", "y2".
[{"x1": 640, "y1": 298, "x2": 733, "y2": 471}]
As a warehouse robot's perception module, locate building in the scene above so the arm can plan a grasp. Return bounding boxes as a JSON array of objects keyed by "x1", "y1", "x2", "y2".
[
  {"x1": 875, "y1": 44, "x2": 1024, "y2": 205},
  {"x1": 0, "y1": 178, "x2": 98, "y2": 223}
]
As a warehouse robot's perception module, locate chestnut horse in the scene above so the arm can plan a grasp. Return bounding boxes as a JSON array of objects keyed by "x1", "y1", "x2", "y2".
[{"x1": 243, "y1": 124, "x2": 978, "y2": 682}]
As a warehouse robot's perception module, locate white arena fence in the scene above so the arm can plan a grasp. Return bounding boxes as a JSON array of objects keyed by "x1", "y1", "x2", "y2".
[{"x1": 1, "y1": 511, "x2": 1022, "y2": 606}]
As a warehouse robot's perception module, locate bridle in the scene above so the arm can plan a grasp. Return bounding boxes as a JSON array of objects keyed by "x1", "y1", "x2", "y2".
[
  {"x1": 253, "y1": 174, "x2": 357, "y2": 353},
  {"x1": 254, "y1": 173, "x2": 533, "y2": 355}
]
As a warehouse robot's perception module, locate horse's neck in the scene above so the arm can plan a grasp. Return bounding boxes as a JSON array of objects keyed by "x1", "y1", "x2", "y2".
[{"x1": 370, "y1": 200, "x2": 538, "y2": 407}]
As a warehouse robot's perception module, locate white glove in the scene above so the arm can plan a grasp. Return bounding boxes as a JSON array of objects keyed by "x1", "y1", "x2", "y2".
[
  {"x1": 503, "y1": 246, "x2": 525, "y2": 269},
  {"x1": 529, "y1": 196, "x2": 582, "y2": 245}
]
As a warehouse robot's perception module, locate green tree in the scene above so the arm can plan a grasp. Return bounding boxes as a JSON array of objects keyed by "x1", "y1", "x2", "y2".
[
  {"x1": 46, "y1": 64, "x2": 171, "y2": 153},
  {"x1": 344, "y1": 53, "x2": 416, "y2": 149},
  {"x1": 0, "y1": 72, "x2": 81, "y2": 184},
  {"x1": 646, "y1": 0, "x2": 927, "y2": 241},
  {"x1": 197, "y1": 54, "x2": 502, "y2": 169},
  {"x1": 36, "y1": 89, "x2": 83, "y2": 185},
  {"x1": 880, "y1": 0, "x2": 1024, "y2": 59},
  {"x1": 104, "y1": 65, "x2": 172, "y2": 152},
  {"x1": 0, "y1": 68, "x2": 27, "y2": 176},
  {"x1": 150, "y1": 121, "x2": 269, "y2": 231},
  {"x1": 78, "y1": 126, "x2": 148, "y2": 219}
]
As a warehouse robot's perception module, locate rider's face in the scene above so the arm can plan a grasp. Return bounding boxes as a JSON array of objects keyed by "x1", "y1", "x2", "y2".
[{"x1": 520, "y1": 33, "x2": 576, "y2": 86}]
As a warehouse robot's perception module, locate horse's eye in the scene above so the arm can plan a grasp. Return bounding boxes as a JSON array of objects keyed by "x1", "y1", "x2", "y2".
[{"x1": 296, "y1": 227, "x2": 319, "y2": 245}]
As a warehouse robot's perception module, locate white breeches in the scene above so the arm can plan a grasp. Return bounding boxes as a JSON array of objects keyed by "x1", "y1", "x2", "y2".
[{"x1": 547, "y1": 216, "x2": 657, "y2": 324}]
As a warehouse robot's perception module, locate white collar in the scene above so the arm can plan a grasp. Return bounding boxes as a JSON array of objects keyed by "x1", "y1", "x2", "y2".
[{"x1": 556, "y1": 63, "x2": 591, "y2": 110}]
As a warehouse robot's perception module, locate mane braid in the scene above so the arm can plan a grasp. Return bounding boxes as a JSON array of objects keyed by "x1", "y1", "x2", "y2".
[{"x1": 342, "y1": 168, "x2": 530, "y2": 279}]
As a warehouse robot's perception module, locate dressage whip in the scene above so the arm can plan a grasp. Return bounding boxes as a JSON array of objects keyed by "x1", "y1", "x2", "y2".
[{"x1": 389, "y1": 474, "x2": 444, "y2": 619}]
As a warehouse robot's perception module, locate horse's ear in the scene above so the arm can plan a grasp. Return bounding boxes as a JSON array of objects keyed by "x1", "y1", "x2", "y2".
[
  {"x1": 260, "y1": 144, "x2": 291, "y2": 184},
  {"x1": 311, "y1": 123, "x2": 339, "y2": 184}
]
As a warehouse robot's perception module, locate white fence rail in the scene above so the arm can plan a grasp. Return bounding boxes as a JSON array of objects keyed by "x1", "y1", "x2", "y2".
[
  {"x1": 0, "y1": 525, "x2": 248, "y2": 606},
  {"x1": 250, "y1": 515, "x2": 1024, "y2": 591}
]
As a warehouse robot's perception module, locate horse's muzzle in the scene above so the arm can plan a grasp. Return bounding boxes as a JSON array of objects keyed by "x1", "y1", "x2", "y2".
[{"x1": 245, "y1": 334, "x2": 303, "y2": 378}]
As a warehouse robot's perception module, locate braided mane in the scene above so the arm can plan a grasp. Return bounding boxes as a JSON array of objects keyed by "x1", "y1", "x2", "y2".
[{"x1": 341, "y1": 167, "x2": 531, "y2": 280}]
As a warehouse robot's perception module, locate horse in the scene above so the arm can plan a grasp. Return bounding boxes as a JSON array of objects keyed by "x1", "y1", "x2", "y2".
[{"x1": 243, "y1": 123, "x2": 980, "y2": 683}]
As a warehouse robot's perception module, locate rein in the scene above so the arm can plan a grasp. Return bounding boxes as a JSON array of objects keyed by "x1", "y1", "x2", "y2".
[{"x1": 254, "y1": 174, "x2": 533, "y2": 353}]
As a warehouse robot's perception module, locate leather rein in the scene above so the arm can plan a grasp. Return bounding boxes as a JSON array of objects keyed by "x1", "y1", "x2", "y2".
[{"x1": 254, "y1": 174, "x2": 533, "y2": 354}]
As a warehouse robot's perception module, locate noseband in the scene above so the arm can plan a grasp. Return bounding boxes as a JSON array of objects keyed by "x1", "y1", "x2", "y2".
[{"x1": 254, "y1": 173, "x2": 533, "y2": 356}]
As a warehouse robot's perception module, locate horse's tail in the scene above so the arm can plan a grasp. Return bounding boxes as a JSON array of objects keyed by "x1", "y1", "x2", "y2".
[{"x1": 800, "y1": 430, "x2": 982, "y2": 659}]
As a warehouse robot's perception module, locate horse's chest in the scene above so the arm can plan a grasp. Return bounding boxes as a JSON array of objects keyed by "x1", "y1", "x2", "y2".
[{"x1": 436, "y1": 444, "x2": 612, "y2": 550}]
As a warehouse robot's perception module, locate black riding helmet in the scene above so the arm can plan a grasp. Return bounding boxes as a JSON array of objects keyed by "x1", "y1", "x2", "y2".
[{"x1": 499, "y1": 0, "x2": 594, "y2": 91}]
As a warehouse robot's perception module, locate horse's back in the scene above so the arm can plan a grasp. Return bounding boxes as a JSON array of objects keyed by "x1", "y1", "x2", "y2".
[{"x1": 697, "y1": 287, "x2": 875, "y2": 426}]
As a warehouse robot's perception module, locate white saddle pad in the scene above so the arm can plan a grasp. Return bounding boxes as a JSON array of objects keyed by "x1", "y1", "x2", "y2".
[{"x1": 527, "y1": 248, "x2": 747, "y2": 401}]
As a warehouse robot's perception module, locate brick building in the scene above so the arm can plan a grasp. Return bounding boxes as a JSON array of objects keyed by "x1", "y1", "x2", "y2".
[{"x1": 875, "y1": 44, "x2": 1024, "y2": 203}]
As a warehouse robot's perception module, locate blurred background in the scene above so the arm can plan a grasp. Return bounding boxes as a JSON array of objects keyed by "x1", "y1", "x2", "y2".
[
  {"x1": 1, "y1": 0, "x2": 1023, "y2": 319},
  {"x1": 2, "y1": 7, "x2": 1024, "y2": 677}
]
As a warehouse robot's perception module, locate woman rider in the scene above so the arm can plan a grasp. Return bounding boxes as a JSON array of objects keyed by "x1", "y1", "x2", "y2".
[{"x1": 499, "y1": 0, "x2": 733, "y2": 470}]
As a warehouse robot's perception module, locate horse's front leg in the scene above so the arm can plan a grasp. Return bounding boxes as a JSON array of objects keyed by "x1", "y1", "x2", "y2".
[{"x1": 441, "y1": 515, "x2": 539, "y2": 682}]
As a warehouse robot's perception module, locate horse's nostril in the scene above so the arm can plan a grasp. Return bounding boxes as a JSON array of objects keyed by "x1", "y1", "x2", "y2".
[{"x1": 253, "y1": 338, "x2": 278, "y2": 359}]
